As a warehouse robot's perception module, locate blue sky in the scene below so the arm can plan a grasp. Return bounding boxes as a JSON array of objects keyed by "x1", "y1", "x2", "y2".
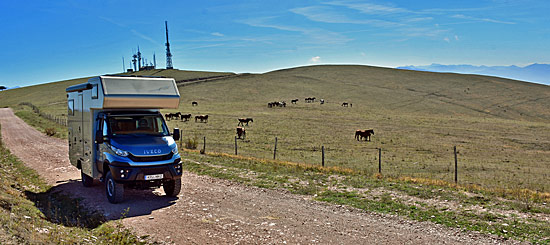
[{"x1": 0, "y1": 0, "x2": 549, "y2": 87}]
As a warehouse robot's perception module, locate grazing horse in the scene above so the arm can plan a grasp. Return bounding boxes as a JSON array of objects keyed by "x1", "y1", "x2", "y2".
[
  {"x1": 342, "y1": 102, "x2": 349, "y2": 107},
  {"x1": 355, "y1": 130, "x2": 362, "y2": 140},
  {"x1": 236, "y1": 127, "x2": 246, "y2": 139},
  {"x1": 355, "y1": 129, "x2": 375, "y2": 141},
  {"x1": 165, "y1": 112, "x2": 181, "y2": 121},
  {"x1": 192, "y1": 101, "x2": 198, "y2": 106},
  {"x1": 320, "y1": 99, "x2": 325, "y2": 104},
  {"x1": 180, "y1": 114, "x2": 192, "y2": 121},
  {"x1": 291, "y1": 99, "x2": 299, "y2": 104},
  {"x1": 195, "y1": 115, "x2": 208, "y2": 123},
  {"x1": 238, "y1": 118, "x2": 253, "y2": 126}
]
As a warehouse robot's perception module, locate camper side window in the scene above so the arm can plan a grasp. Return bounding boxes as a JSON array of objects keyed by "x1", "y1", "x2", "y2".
[
  {"x1": 92, "y1": 84, "x2": 98, "y2": 99},
  {"x1": 68, "y1": 100, "x2": 74, "y2": 116}
]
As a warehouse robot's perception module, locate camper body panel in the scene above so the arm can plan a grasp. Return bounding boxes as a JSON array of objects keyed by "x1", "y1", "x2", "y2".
[{"x1": 67, "y1": 75, "x2": 181, "y2": 180}]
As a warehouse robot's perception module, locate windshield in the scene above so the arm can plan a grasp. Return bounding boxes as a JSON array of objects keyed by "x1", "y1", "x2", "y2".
[{"x1": 107, "y1": 115, "x2": 170, "y2": 137}]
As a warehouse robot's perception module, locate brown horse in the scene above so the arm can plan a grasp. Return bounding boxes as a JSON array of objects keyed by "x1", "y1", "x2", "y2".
[
  {"x1": 195, "y1": 114, "x2": 208, "y2": 123},
  {"x1": 238, "y1": 118, "x2": 253, "y2": 126},
  {"x1": 355, "y1": 129, "x2": 374, "y2": 141},
  {"x1": 236, "y1": 127, "x2": 246, "y2": 139}
]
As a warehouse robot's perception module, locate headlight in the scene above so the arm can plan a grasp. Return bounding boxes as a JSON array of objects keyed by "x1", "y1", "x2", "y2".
[
  {"x1": 110, "y1": 145, "x2": 129, "y2": 157},
  {"x1": 171, "y1": 145, "x2": 179, "y2": 154}
]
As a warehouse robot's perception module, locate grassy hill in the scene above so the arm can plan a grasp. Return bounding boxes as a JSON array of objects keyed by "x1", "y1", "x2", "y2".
[
  {"x1": 1, "y1": 65, "x2": 549, "y2": 192},
  {"x1": 0, "y1": 69, "x2": 233, "y2": 115}
]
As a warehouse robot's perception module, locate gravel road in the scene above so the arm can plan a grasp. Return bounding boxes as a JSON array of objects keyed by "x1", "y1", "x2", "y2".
[{"x1": 0, "y1": 108, "x2": 514, "y2": 244}]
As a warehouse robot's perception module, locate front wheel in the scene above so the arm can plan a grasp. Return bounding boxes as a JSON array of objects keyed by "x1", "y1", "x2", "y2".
[
  {"x1": 163, "y1": 178, "x2": 182, "y2": 197},
  {"x1": 105, "y1": 171, "x2": 124, "y2": 203},
  {"x1": 81, "y1": 169, "x2": 94, "y2": 187}
]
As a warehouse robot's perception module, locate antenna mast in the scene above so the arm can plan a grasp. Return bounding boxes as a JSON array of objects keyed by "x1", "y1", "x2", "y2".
[
  {"x1": 122, "y1": 57, "x2": 125, "y2": 72},
  {"x1": 165, "y1": 21, "x2": 173, "y2": 69},
  {"x1": 137, "y1": 46, "x2": 142, "y2": 70}
]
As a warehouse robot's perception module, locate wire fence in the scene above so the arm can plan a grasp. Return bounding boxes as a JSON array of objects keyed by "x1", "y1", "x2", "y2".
[
  {"x1": 175, "y1": 132, "x2": 549, "y2": 194},
  {"x1": 19, "y1": 102, "x2": 67, "y2": 126}
]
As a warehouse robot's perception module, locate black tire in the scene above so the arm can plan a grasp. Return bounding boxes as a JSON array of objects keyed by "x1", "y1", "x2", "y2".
[
  {"x1": 105, "y1": 171, "x2": 124, "y2": 204},
  {"x1": 81, "y1": 169, "x2": 94, "y2": 187},
  {"x1": 163, "y1": 178, "x2": 182, "y2": 197}
]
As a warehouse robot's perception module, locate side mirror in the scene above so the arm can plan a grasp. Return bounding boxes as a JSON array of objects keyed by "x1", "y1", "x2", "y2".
[
  {"x1": 172, "y1": 128, "x2": 180, "y2": 141},
  {"x1": 95, "y1": 130, "x2": 104, "y2": 144}
]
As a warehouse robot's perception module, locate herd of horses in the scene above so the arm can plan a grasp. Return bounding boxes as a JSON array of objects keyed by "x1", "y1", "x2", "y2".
[
  {"x1": 164, "y1": 112, "x2": 208, "y2": 123},
  {"x1": 273, "y1": 98, "x2": 349, "y2": 106},
  {"x1": 268, "y1": 101, "x2": 286, "y2": 107},
  {"x1": 165, "y1": 99, "x2": 375, "y2": 143}
]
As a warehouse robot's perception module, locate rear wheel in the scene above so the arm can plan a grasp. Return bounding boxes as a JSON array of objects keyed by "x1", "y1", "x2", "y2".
[
  {"x1": 163, "y1": 178, "x2": 181, "y2": 197},
  {"x1": 81, "y1": 169, "x2": 94, "y2": 187},
  {"x1": 105, "y1": 171, "x2": 124, "y2": 203}
]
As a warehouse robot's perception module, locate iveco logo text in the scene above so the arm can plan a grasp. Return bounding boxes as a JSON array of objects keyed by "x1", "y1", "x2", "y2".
[{"x1": 144, "y1": 149, "x2": 162, "y2": 155}]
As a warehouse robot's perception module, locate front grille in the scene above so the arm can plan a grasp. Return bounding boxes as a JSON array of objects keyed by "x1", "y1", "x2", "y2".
[{"x1": 128, "y1": 152, "x2": 173, "y2": 162}]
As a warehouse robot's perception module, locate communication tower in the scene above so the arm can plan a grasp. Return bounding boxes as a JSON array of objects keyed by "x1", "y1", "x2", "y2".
[{"x1": 165, "y1": 21, "x2": 173, "y2": 69}]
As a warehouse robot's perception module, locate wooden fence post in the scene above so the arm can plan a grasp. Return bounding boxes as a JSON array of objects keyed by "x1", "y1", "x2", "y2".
[
  {"x1": 454, "y1": 146, "x2": 458, "y2": 184},
  {"x1": 273, "y1": 137, "x2": 278, "y2": 160},
  {"x1": 378, "y1": 148, "x2": 382, "y2": 174},
  {"x1": 234, "y1": 136, "x2": 238, "y2": 155},
  {"x1": 201, "y1": 136, "x2": 206, "y2": 154},
  {"x1": 322, "y1": 146, "x2": 325, "y2": 167}
]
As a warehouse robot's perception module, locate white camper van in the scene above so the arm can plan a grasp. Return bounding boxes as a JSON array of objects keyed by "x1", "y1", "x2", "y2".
[{"x1": 66, "y1": 75, "x2": 182, "y2": 203}]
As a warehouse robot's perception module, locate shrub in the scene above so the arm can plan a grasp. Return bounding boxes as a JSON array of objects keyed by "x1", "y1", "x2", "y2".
[
  {"x1": 184, "y1": 137, "x2": 198, "y2": 149},
  {"x1": 45, "y1": 127, "x2": 56, "y2": 136}
]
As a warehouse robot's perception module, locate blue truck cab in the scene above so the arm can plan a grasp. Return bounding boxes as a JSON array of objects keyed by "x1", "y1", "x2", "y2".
[{"x1": 66, "y1": 75, "x2": 182, "y2": 203}]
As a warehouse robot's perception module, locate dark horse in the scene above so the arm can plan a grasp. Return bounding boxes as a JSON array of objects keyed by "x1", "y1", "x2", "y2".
[
  {"x1": 192, "y1": 101, "x2": 198, "y2": 106},
  {"x1": 236, "y1": 127, "x2": 246, "y2": 139},
  {"x1": 291, "y1": 99, "x2": 299, "y2": 104},
  {"x1": 355, "y1": 129, "x2": 374, "y2": 141},
  {"x1": 195, "y1": 114, "x2": 208, "y2": 123},
  {"x1": 180, "y1": 114, "x2": 192, "y2": 121},
  {"x1": 165, "y1": 112, "x2": 181, "y2": 121},
  {"x1": 238, "y1": 118, "x2": 253, "y2": 126}
]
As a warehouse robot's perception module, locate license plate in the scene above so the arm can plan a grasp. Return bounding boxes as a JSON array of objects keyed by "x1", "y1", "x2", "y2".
[{"x1": 145, "y1": 174, "x2": 163, "y2": 180}]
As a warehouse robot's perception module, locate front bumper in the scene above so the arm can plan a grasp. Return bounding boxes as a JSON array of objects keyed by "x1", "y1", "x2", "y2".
[{"x1": 109, "y1": 159, "x2": 182, "y2": 183}]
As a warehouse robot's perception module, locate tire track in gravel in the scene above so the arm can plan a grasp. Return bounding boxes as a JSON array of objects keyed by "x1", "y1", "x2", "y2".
[{"x1": 0, "y1": 108, "x2": 515, "y2": 244}]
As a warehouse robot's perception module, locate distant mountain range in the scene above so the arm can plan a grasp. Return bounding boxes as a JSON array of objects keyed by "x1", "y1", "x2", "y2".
[{"x1": 396, "y1": 63, "x2": 550, "y2": 85}]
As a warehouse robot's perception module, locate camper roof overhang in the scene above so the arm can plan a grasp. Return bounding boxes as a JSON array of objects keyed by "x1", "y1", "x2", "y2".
[{"x1": 66, "y1": 83, "x2": 92, "y2": 93}]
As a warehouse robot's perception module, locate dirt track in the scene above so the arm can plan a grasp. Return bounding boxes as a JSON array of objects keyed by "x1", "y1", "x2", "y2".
[{"x1": 0, "y1": 108, "x2": 513, "y2": 244}]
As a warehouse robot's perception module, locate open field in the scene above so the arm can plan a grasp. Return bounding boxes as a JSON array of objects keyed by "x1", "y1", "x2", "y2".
[{"x1": 1, "y1": 65, "x2": 549, "y2": 192}]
